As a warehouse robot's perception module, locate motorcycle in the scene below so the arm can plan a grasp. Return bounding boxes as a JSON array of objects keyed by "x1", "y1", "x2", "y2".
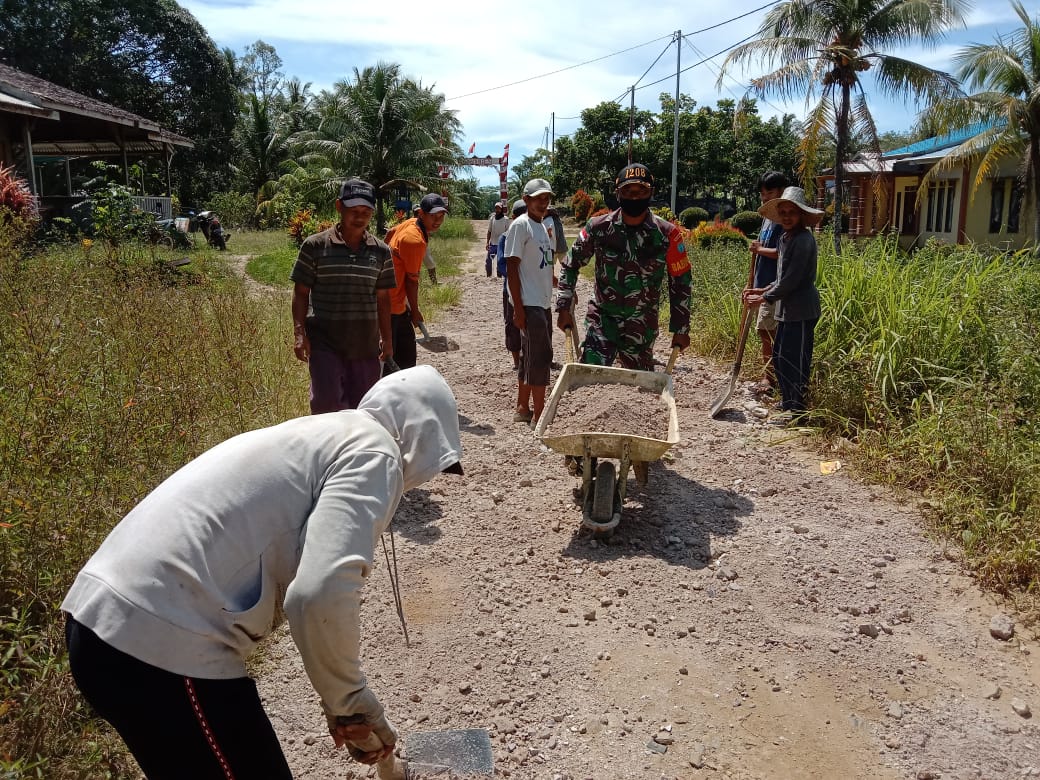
[
  {"x1": 150, "y1": 217, "x2": 193, "y2": 250},
  {"x1": 192, "y1": 210, "x2": 229, "y2": 251}
]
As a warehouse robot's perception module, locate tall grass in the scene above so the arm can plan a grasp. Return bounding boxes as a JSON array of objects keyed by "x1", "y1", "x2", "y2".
[
  {"x1": 693, "y1": 234, "x2": 1040, "y2": 593},
  {"x1": 0, "y1": 230, "x2": 302, "y2": 777}
]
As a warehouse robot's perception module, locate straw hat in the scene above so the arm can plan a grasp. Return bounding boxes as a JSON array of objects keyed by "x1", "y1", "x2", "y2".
[{"x1": 758, "y1": 186, "x2": 824, "y2": 227}]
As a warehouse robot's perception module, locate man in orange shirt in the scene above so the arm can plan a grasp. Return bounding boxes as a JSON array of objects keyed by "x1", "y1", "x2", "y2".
[{"x1": 384, "y1": 193, "x2": 448, "y2": 371}]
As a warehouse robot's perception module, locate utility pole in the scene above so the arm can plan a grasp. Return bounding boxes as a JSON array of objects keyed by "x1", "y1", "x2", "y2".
[
  {"x1": 551, "y1": 112, "x2": 555, "y2": 165},
  {"x1": 670, "y1": 29, "x2": 681, "y2": 214},
  {"x1": 628, "y1": 85, "x2": 635, "y2": 164}
]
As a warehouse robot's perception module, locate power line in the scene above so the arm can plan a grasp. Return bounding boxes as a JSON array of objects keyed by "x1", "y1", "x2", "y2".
[
  {"x1": 636, "y1": 32, "x2": 759, "y2": 92},
  {"x1": 446, "y1": 34, "x2": 673, "y2": 101},
  {"x1": 683, "y1": 0, "x2": 781, "y2": 37},
  {"x1": 632, "y1": 39, "x2": 676, "y2": 91},
  {"x1": 681, "y1": 36, "x2": 790, "y2": 116},
  {"x1": 446, "y1": 0, "x2": 782, "y2": 103}
]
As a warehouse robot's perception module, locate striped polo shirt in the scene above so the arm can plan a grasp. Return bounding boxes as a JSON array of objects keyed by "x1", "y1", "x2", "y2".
[{"x1": 290, "y1": 226, "x2": 396, "y2": 359}]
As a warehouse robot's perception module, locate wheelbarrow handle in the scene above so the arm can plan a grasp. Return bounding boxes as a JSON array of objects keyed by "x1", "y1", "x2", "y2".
[{"x1": 564, "y1": 327, "x2": 576, "y2": 363}]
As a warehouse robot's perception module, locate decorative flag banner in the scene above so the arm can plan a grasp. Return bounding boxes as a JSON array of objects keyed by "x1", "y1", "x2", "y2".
[
  {"x1": 468, "y1": 142, "x2": 476, "y2": 154},
  {"x1": 499, "y1": 144, "x2": 509, "y2": 201}
]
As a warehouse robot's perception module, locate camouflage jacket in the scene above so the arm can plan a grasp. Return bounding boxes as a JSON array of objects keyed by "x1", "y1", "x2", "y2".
[{"x1": 556, "y1": 209, "x2": 692, "y2": 334}]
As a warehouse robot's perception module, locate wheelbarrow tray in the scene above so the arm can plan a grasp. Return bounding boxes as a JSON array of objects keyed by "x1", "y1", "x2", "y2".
[{"x1": 532, "y1": 363, "x2": 679, "y2": 462}]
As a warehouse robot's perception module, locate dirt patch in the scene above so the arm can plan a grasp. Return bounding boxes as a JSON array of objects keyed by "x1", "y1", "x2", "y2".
[
  {"x1": 254, "y1": 220, "x2": 1040, "y2": 780},
  {"x1": 548, "y1": 384, "x2": 669, "y2": 440}
]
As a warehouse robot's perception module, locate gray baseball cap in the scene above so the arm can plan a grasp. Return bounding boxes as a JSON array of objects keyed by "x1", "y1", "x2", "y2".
[{"x1": 522, "y1": 178, "x2": 554, "y2": 197}]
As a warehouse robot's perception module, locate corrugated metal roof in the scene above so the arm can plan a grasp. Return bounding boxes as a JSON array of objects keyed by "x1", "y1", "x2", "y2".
[
  {"x1": 885, "y1": 122, "x2": 1000, "y2": 158},
  {"x1": 32, "y1": 140, "x2": 177, "y2": 155}
]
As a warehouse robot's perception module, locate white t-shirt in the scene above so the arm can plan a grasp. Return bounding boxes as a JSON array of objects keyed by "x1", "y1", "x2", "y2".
[
  {"x1": 487, "y1": 213, "x2": 510, "y2": 244},
  {"x1": 503, "y1": 214, "x2": 554, "y2": 309}
]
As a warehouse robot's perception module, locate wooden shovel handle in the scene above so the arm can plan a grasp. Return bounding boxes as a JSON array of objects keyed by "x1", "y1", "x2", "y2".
[{"x1": 665, "y1": 346, "x2": 680, "y2": 375}]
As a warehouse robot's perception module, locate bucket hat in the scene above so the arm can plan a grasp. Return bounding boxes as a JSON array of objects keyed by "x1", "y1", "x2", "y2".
[{"x1": 758, "y1": 186, "x2": 824, "y2": 227}]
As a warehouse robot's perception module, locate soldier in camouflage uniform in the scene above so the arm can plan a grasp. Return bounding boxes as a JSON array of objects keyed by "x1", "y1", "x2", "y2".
[{"x1": 556, "y1": 164, "x2": 692, "y2": 370}]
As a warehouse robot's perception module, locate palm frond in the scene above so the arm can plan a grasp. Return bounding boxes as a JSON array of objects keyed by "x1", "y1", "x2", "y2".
[{"x1": 873, "y1": 54, "x2": 963, "y2": 103}]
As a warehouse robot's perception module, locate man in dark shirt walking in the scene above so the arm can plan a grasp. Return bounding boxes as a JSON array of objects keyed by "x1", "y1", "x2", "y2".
[{"x1": 291, "y1": 179, "x2": 396, "y2": 413}]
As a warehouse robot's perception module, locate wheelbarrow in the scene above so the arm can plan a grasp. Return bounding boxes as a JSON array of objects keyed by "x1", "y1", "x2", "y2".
[{"x1": 532, "y1": 349, "x2": 680, "y2": 534}]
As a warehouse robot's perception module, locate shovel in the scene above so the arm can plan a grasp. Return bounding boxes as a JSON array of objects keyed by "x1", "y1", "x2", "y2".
[
  {"x1": 415, "y1": 321, "x2": 459, "y2": 353},
  {"x1": 341, "y1": 719, "x2": 493, "y2": 778},
  {"x1": 710, "y1": 249, "x2": 758, "y2": 418}
]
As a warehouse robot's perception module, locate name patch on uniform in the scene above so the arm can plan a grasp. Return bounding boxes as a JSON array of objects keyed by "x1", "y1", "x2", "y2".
[{"x1": 666, "y1": 238, "x2": 691, "y2": 277}]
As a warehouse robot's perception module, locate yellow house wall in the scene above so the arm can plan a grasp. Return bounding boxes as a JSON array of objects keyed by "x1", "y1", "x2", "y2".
[{"x1": 961, "y1": 158, "x2": 1036, "y2": 251}]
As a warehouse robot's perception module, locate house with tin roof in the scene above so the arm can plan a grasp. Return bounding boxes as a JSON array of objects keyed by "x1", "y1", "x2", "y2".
[
  {"x1": 0, "y1": 62, "x2": 192, "y2": 219},
  {"x1": 815, "y1": 123, "x2": 1035, "y2": 251}
]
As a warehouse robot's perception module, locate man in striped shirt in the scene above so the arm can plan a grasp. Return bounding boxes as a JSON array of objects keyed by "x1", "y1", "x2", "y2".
[{"x1": 291, "y1": 179, "x2": 396, "y2": 413}]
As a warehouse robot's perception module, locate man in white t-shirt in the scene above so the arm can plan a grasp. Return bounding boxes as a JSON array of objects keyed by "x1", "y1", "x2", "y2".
[
  {"x1": 504, "y1": 179, "x2": 555, "y2": 424},
  {"x1": 485, "y1": 201, "x2": 511, "y2": 277}
]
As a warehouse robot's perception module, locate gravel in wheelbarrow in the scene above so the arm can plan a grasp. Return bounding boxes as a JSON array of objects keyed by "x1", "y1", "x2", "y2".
[{"x1": 543, "y1": 384, "x2": 669, "y2": 440}]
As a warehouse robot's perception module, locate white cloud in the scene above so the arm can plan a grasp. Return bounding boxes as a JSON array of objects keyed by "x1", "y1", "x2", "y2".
[{"x1": 182, "y1": 0, "x2": 1010, "y2": 187}]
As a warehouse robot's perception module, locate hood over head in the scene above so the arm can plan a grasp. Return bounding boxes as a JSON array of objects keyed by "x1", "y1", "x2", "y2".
[{"x1": 358, "y1": 366, "x2": 463, "y2": 491}]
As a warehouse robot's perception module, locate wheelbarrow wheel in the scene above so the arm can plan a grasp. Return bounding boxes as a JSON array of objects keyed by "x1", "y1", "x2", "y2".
[{"x1": 591, "y1": 461, "x2": 617, "y2": 523}]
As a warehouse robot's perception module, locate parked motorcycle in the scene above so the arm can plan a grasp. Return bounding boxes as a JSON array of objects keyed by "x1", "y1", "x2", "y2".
[
  {"x1": 192, "y1": 210, "x2": 229, "y2": 251},
  {"x1": 150, "y1": 218, "x2": 193, "y2": 250}
]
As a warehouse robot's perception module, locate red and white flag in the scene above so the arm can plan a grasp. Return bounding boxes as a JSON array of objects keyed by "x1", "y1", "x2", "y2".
[
  {"x1": 502, "y1": 144, "x2": 509, "y2": 168},
  {"x1": 467, "y1": 142, "x2": 476, "y2": 154}
]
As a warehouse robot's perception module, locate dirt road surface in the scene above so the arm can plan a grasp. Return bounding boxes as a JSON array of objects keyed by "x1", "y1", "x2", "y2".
[{"x1": 256, "y1": 222, "x2": 1039, "y2": 779}]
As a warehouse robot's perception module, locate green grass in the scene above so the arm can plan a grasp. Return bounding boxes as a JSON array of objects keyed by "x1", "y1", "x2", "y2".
[
  {"x1": 693, "y1": 235, "x2": 1040, "y2": 595},
  {"x1": 0, "y1": 230, "x2": 305, "y2": 777},
  {"x1": 242, "y1": 220, "x2": 471, "y2": 317}
]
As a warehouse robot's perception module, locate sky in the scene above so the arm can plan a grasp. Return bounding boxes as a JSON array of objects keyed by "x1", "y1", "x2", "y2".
[{"x1": 182, "y1": 0, "x2": 1023, "y2": 189}]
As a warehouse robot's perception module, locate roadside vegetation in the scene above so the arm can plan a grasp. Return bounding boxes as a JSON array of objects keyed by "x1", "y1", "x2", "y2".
[
  {"x1": 691, "y1": 234, "x2": 1040, "y2": 596},
  {"x1": 0, "y1": 215, "x2": 470, "y2": 776},
  {"x1": 245, "y1": 215, "x2": 471, "y2": 316}
]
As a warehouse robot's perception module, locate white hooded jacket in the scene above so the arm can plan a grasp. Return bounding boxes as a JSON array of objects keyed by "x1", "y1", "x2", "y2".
[{"x1": 62, "y1": 365, "x2": 462, "y2": 723}]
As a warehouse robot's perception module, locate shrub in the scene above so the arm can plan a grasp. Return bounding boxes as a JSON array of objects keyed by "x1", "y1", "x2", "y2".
[
  {"x1": 287, "y1": 209, "x2": 334, "y2": 246},
  {"x1": 72, "y1": 182, "x2": 156, "y2": 249},
  {"x1": 0, "y1": 225, "x2": 302, "y2": 776},
  {"x1": 0, "y1": 164, "x2": 37, "y2": 223},
  {"x1": 590, "y1": 191, "x2": 606, "y2": 214},
  {"x1": 591, "y1": 207, "x2": 610, "y2": 218},
  {"x1": 207, "y1": 191, "x2": 258, "y2": 229},
  {"x1": 679, "y1": 207, "x2": 708, "y2": 228},
  {"x1": 689, "y1": 219, "x2": 749, "y2": 249},
  {"x1": 652, "y1": 206, "x2": 677, "y2": 223},
  {"x1": 572, "y1": 190, "x2": 594, "y2": 224},
  {"x1": 731, "y1": 211, "x2": 763, "y2": 236}
]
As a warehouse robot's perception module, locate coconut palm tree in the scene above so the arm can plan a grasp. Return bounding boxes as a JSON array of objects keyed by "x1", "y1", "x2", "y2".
[
  {"x1": 277, "y1": 62, "x2": 462, "y2": 233},
  {"x1": 719, "y1": 0, "x2": 966, "y2": 252},
  {"x1": 923, "y1": 0, "x2": 1040, "y2": 244}
]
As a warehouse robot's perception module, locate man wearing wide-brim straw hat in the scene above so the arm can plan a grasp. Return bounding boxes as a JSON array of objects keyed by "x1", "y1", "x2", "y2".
[{"x1": 743, "y1": 186, "x2": 823, "y2": 424}]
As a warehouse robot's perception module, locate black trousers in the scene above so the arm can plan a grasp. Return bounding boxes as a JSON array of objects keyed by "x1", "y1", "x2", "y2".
[
  {"x1": 389, "y1": 312, "x2": 417, "y2": 372},
  {"x1": 773, "y1": 317, "x2": 817, "y2": 413},
  {"x1": 65, "y1": 617, "x2": 293, "y2": 780}
]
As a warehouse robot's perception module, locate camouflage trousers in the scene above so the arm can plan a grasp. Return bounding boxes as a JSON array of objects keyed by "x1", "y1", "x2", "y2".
[{"x1": 579, "y1": 309, "x2": 657, "y2": 371}]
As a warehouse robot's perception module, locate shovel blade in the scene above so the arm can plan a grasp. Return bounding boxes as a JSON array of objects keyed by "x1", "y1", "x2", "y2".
[
  {"x1": 402, "y1": 728, "x2": 493, "y2": 776},
  {"x1": 709, "y1": 370, "x2": 739, "y2": 417},
  {"x1": 416, "y1": 336, "x2": 458, "y2": 353}
]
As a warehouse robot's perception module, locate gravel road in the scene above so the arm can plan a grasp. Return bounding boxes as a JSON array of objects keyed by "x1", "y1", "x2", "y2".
[{"x1": 256, "y1": 222, "x2": 1039, "y2": 780}]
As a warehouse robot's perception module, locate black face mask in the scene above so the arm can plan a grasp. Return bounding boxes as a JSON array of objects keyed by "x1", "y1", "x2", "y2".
[{"x1": 619, "y1": 197, "x2": 651, "y2": 217}]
